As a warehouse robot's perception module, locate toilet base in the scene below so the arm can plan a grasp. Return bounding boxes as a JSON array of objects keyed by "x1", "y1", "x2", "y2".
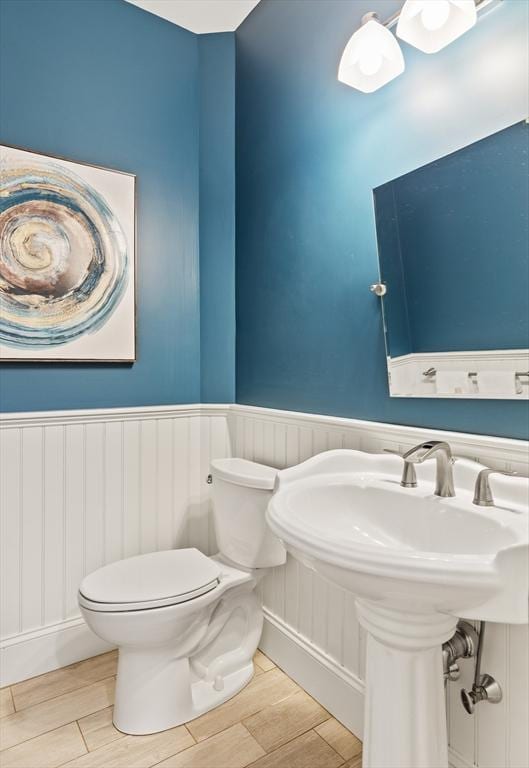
[
  {"x1": 110, "y1": 577, "x2": 263, "y2": 735},
  {"x1": 189, "y1": 663, "x2": 254, "y2": 723},
  {"x1": 81, "y1": 558, "x2": 266, "y2": 736},
  {"x1": 113, "y1": 644, "x2": 255, "y2": 735}
]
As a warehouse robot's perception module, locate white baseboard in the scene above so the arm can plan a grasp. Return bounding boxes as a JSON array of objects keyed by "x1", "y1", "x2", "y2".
[
  {"x1": 0, "y1": 616, "x2": 113, "y2": 687},
  {"x1": 260, "y1": 609, "x2": 472, "y2": 768},
  {"x1": 260, "y1": 608, "x2": 365, "y2": 739}
]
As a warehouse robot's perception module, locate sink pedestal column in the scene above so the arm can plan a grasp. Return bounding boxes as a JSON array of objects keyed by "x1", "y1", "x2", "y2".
[{"x1": 356, "y1": 600, "x2": 457, "y2": 768}]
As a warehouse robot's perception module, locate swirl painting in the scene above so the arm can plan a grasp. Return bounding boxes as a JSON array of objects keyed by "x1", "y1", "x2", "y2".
[{"x1": 0, "y1": 145, "x2": 135, "y2": 361}]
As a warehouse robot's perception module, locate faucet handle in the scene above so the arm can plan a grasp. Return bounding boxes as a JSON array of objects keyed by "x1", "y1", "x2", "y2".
[
  {"x1": 473, "y1": 468, "x2": 517, "y2": 507},
  {"x1": 383, "y1": 449, "x2": 417, "y2": 488}
]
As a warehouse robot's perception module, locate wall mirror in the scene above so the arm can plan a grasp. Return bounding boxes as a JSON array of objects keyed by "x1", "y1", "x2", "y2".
[{"x1": 373, "y1": 120, "x2": 529, "y2": 399}]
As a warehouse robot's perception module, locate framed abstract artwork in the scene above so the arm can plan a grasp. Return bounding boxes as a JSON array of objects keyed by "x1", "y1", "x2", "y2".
[{"x1": 0, "y1": 144, "x2": 136, "y2": 362}]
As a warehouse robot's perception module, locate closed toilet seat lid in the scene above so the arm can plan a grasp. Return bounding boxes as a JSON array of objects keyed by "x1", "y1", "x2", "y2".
[{"x1": 79, "y1": 548, "x2": 220, "y2": 612}]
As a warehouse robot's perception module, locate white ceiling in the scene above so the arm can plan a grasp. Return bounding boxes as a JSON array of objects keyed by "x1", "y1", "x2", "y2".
[{"x1": 125, "y1": 0, "x2": 261, "y2": 33}]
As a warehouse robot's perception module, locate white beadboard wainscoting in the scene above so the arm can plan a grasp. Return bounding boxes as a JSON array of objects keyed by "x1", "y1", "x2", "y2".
[
  {"x1": 1, "y1": 402, "x2": 527, "y2": 768},
  {"x1": 227, "y1": 405, "x2": 529, "y2": 768},
  {"x1": 0, "y1": 404, "x2": 231, "y2": 686}
]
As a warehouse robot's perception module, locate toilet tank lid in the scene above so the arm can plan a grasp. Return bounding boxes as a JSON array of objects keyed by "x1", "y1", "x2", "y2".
[{"x1": 210, "y1": 458, "x2": 277, "y2": 490}]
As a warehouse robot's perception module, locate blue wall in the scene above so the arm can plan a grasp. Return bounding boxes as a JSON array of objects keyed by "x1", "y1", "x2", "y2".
[
  {"x1": 199, "y1": 34, "x2": 236, "y2": 403},
  {"x1": 236, "y1": 0, "x2": 529, "y2": 439},
  {"x1": 2, "y1": 0, "x2": 528, "y2": 437},
  {"x1": 375, "y1": 121, "x2": 529, "y2": 355},
  {"x1": 0, "y1": 0, "x2": 201, "y2": 411}
]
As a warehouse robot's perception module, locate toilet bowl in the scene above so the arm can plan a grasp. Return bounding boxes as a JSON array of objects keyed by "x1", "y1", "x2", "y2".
[{"x1": 78, "y1": 458, "x2": 286, "y2": 735}]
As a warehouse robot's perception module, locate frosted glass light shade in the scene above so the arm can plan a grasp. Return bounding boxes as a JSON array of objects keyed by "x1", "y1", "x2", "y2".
[
  {"x1": 338, "y1": 19, "x2": 405, "y2": 93},
  {"x1": 397, "y1": 0, "x2": 477, "y2": 54}
]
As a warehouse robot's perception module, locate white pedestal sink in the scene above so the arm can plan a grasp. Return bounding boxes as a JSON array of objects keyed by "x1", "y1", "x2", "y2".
[{"x1": 266, "y1": 450, "x2": 528, "y2": 768}]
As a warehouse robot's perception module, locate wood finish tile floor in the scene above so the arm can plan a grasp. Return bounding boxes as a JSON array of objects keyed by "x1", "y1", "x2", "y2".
[{"x1": 0, "y1": 651, "x2": 362, "y2": 768}]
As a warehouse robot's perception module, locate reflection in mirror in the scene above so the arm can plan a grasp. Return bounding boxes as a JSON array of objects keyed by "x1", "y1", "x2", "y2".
[{"x1": 373, "y1": 120, "x2": 529, "y2": 399}]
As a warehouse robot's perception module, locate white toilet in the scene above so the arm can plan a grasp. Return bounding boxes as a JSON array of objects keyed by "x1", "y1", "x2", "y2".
[{"x1": 78, "y1": 458, "x2": 285, "y2": 735}]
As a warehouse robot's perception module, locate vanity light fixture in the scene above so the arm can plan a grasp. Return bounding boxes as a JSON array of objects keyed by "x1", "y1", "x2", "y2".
[
  {"x1": 339, "y1": 0, "x2": 500, "y2": 92},
  {"x1": 396, "y1": 0, "x2": 477, "y2": 53},
  {"x1": 338, "y1": 12, "x2": 405, "y2": 93}
]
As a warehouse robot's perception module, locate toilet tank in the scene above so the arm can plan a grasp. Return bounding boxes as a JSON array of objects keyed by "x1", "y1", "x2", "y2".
[{"x1": 210, "y1": 458, "x2": 287, "y2": 568}]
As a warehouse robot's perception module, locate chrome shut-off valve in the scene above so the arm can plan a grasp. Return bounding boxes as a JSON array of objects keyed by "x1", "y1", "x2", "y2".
[
  {"x1": 461, "y1": 674, "x2": 503, "y2": 714},
  {"x1": 460, "y1": 621, "x2": 503, "y2": 714}
]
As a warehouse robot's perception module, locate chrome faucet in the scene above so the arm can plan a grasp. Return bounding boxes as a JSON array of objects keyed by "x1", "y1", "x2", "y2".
[
  {"x1": 403, "y1": 440, "x2": 456, "y2": 497},
  {"x1": 473, "y1": 468, "x2": 517, "y2": 507}
]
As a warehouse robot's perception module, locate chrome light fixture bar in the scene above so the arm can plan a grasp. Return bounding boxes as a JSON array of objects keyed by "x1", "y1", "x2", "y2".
[{"x1": 338, "y1": 0, "x2": 502, "y2": 93}]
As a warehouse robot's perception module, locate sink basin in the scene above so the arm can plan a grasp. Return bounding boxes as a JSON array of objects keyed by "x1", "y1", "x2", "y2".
[
  {"x1": 266, "y1": 450, "x2": 528, "y2": 768},
  {"x1": 267, "y1": 452, "x2": 528, "y2": 623},
  {"x1": 281, "y1": 482, "x2": 517, "y2": 554}
]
